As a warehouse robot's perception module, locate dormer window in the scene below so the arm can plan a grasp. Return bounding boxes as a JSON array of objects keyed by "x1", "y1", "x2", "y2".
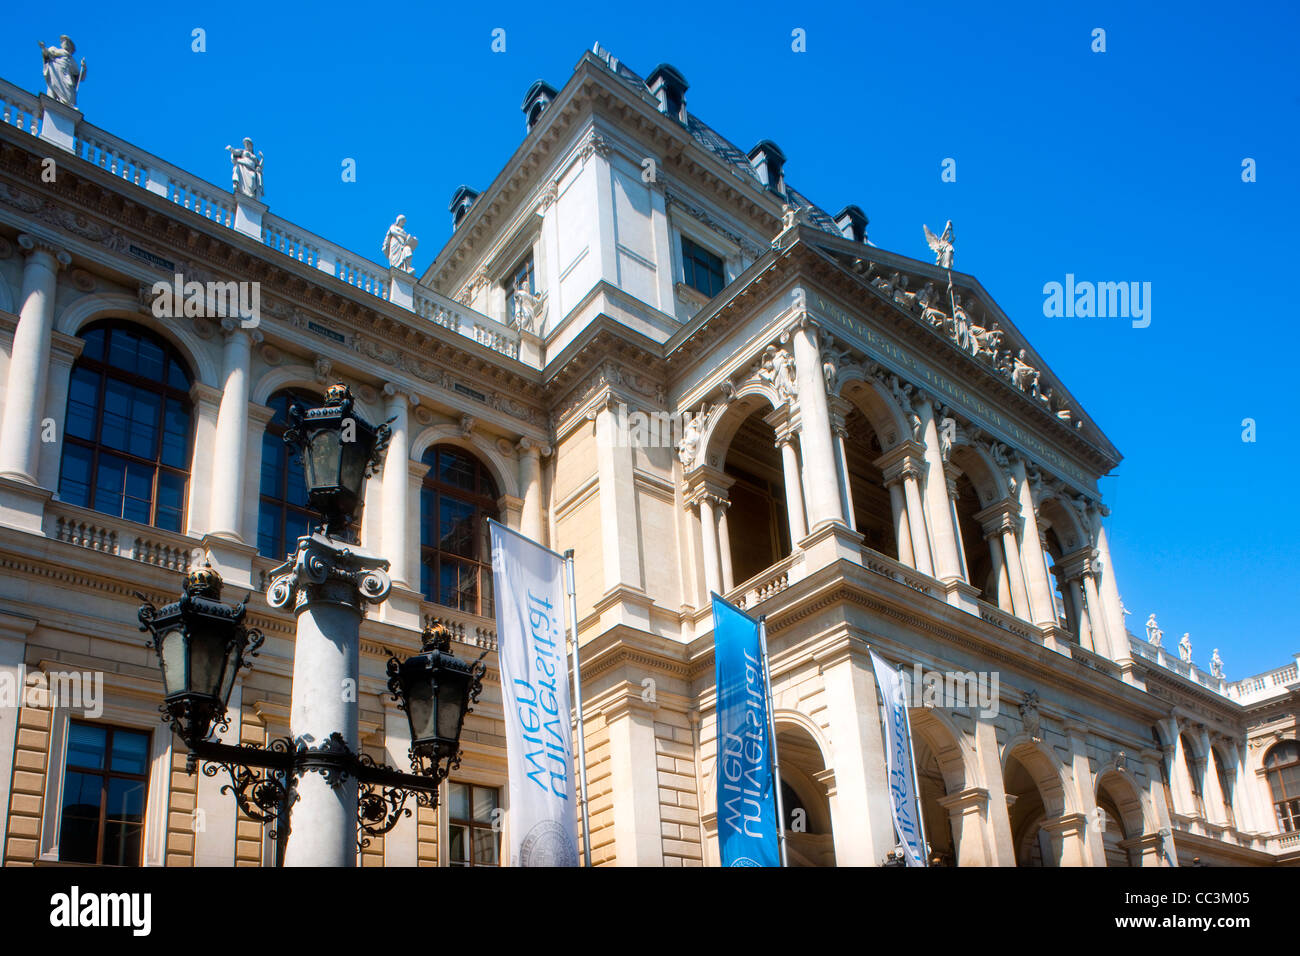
[{"x1": 681, "y1": 235, "x2": 724, "y2": 298}]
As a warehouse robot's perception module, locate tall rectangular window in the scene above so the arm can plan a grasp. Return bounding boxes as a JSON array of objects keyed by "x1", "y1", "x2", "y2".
[
  {"x1": 59, "y1": 722, "x2": 150, "y2": 865},
  {"x1": 447, "y1": 781, "x2": 500, "y2": 866},
  {"x1": 681, "y1": 235, "x2": 725, "y2": 298}
]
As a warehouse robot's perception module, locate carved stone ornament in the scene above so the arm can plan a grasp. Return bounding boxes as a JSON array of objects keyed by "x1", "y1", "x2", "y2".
[
  {"x1": 1019, "y1": 691, "x2": 1042, "y2": 741},
  {"x1": 265, "y1": 534, "x2": 392, "y2": 614}
]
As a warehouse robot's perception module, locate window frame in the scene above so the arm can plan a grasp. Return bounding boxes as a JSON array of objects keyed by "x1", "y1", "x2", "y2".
[
  {"x1": 445, "y1": 780, "x2": 501, "y2": 867},
  {"x1": 679, "y1": 233, "x2": 726, "y2": 299},
  {"x1": 419, "y1": 445, "x2": 499, "y2": 617},
  {"x1": 57, "y1": 720, "x2": 152, "y2": 866},
  {"x1": 59, "y1": 322, "x2": 194, "y2": 532},
  {"x1": 1265, "y1": 740, "x2": 1300, "y2": 833}
]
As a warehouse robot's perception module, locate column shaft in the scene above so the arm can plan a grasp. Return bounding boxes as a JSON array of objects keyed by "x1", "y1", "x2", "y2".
[
  {"x1": 917, "y1": 404, "x2": 961, "y2": 579},
  {"x1": 697, "y1": 496, "x2": 721, "y2": 597},
  {"x1": 382, "y1": 391, "x2": 411, "y2": 587},
  {"x1": 901, "y1": 473, "x2": 933, "y2": 575},
  {"x1": 778, "y1": 437, "x2": 807, "y2": 543},
  {"x1": 790, "y1": 323, "x2": 843, "y2": 529},
  {"x1": 886, "y1": 481, "x2": 915, "y2": 567},
  {"x1": 717, "y1": 503, "x2": 735, "y2": 593},
  {"x1": 209, "y1": 328, "x2": 252, "y2": 539}
]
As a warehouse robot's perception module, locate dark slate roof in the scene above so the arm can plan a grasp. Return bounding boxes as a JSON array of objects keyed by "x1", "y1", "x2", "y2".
[{"x1": 591, "y1": 44, "x2": 845, "y2": 237}]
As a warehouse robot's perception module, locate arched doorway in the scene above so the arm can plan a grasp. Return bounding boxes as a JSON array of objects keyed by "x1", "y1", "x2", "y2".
[
  {"x1": 723, "y1": 410, "x2": 792, "y2": 585},
  {"x1": 774, "y1": 723, "x2": 835, "y2": 866},
  {"x1": 1096, "y1": 771, "x2": 1146, "y2": 866},
  {"x1": 1004, "y1": 741, "x2": 1071, "y2": 866},
  {"x1": 843, "y1": 406, "x2": 896, "y2": 558}
]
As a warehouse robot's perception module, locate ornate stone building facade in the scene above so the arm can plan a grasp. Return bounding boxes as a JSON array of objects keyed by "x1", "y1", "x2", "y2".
[{"x1": 0, "y1": 44, "x2": 1296, "y2": 866}]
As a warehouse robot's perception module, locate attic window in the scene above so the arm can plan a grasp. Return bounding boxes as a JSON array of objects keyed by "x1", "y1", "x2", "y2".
[{"x1": 681, "y1": 236, "x2": 724, "y2": 298}]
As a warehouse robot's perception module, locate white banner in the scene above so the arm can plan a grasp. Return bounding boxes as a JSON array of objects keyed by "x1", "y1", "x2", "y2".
[
  {"x1": 869, "y1": 649, "x2": 926, "y2": 867},
  {"x1": 490, "y1": 521, "x2": 580, "y2": 867}
]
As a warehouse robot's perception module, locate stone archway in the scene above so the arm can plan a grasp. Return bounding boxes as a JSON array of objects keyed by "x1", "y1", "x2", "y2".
[
  {"x1": 1096, "y1": 770, "x2": 1149, "y2": 866},
  {"x1": 774, "y1": 720, "x2": 836, "y2": 867},
  {"x1": 1003, "y1": 738, "x2": 1082, "y2": 866}
]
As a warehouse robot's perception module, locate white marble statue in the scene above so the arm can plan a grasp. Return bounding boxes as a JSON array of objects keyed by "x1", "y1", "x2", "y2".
[
  {"x1": 382, "y1": 215, "x2": 418, "y2": 273},
  {"x1": 1210, "y1": 649, "x2": 1224, "y2": 679},
  {"x1": 40, "y1": 35, "x2": 86, "y2": 108},
  {"x1": 923, "y1": 220, "x2": 955, "y2": 270},
  {"x1": 678, "y1": 410, "x2": 703, "y2": 468},
  {"x1": 511, "y1": 282, "x2": 541, "y2": 333},
  {"x1": 1011, "y1": 349, "x2": 1039, "y2": 394},
  {"x1": 226, "y1": 138, "x2": 264, "y2": 200},
  {"x1": 1145, "y1": 613, "x2": 1163, "y2": 647},
  {"x1": 1178, "y1": 632, "x2": 1192, "y2": 663}
]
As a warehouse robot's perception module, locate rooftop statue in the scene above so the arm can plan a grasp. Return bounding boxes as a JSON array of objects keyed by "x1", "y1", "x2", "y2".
[
  {"x1": 1210, "y1": 649, "x2": 1224, "y2": 679},
  {"x1": 382, "y1": 215, "x2": 418, "y2": 273},
  {"x1": 40, "y1": 35, "x2": 86, "y2": 108},
  {"x1": 1178, "y1": 632, "x2": 1192, "y2": 663},
  {"x1": 1145, "y1": 613, "x2": 1164, "y2": 647},
  {"x1": 226, "y1": 138, "x2": 264, "y2": 200},
  {"x1": 923, "y1": 220, "x2": 955, "y2": 270}
]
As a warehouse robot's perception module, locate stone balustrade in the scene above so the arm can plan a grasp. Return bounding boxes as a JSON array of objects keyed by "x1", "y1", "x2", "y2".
[
  {"x1": 48, "y1": 502, "x2": 197, "y2": 573},
  {"x1": 0, "y1": 76, "x2": 525, "y2": 365},
  {"x1": 728, "y1": 551, "x2": 802, "y2": 611}
]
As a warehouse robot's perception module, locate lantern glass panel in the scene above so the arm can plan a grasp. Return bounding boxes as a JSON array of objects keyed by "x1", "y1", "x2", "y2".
[
  {"x1": 339, "y1": 435, "x2": 369, "y2": 501},
  {"x1": 436, "y1": 668, "x2": 471, "y2": 744},
  {"x1": 218, "y1": 641, "x2": 241, "y2": 709},
  {"x1": 404, "y1": 662, "x2": 437, "y2": 743},
  {"x1": 307, "y1": 430, "x2": 342, "y2": 491},
  {"x1": 188, "y1": 624, "x2": 230, "y2": 700},
  {"x1": 159, "y1": 628, "x2": 187, "y2": 698}
]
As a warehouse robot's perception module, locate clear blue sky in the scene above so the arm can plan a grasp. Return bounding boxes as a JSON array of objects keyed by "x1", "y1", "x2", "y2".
[{"x1": 5, "y1": 1, "x2": 1297, "y2": 678}]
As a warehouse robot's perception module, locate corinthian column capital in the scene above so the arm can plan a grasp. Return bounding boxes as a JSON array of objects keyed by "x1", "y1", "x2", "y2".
[{"x1": 17, "y1": 233, "x2": 71, "y2": 268}]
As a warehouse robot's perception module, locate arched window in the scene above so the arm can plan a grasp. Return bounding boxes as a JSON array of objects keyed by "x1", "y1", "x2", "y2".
[
  {"x1": 256, "y1": 389, "x2": 322, "y2": 559},
  {"x1": 59, "y1": 322, "x2": 193, "y2": 532},
  {"x1": 1264, "y1": 740, "x2": 1300, "y2": 832},
  {"x1": 420, "y1": 445, "x2": 498, "y2": 615}
]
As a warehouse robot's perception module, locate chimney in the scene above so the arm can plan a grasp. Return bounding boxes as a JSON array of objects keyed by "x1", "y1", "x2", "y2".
[
  {"x1": 747, "y1": 140, "x2": 787, "y2": 196},
  {"x1": 521, "y1": 80, "x2": 559, "y2": 134},
  {"x1": 835, "y1": 205, "x2": 869, "y2": 243},
  {"x1": 448, "y1": 185, "x2": 480, "y2": 230},
  {"x1": 646, "y1": 64, "x2": 689, "y2": 123}
]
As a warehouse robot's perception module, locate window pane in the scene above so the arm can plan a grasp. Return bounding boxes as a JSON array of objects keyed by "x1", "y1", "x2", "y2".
[
  {"x1": 99, "y1": 378, "x2": 133, "y2": 452},
  {"x1": 136, "y1": 336, "x2": 165, "y2": 382},
  {"x1": 448, "y1": 824, "x2": 469, "y2": 865},
  {"x1": 66, "y1": 368, "x2": 100, "y2": 441},
  {"x1": 80, "y1": 326, "x2": 106, "y2": 362},
  {"x1": 104, "y1": 777, "x2": 146, "y2": 866},
  {"x1": 127, "y1": 390, "x2": 162, "y2": 459},
  {"x1": 439, "y1": 561, "x2": 477, "y2": 612},
  {"x1": 123, "y1": 460, "x2": 155, "y2": 525},
  {"x1": 156, "y1": 472, "x2": 185, "y2": 532},
  {"x1": 284, "y1": 510, "x2": 312, "y2": 549},
  {"x1": 166, "y1": 356, "x2": 191, "y2": 391},
  {"x1": 67, "y1": 723, "x2": 107, "y2": 769},
  {"x1": 161, "y1": 399, "x2": 190, "y2": 468},
  {"x1": 472, "y1": 827, "x2": 499, "y2": 865},
  {"x1": 258, "y1": 500, "x2": 283, "y2": 559},
  {"x1": 58, "y1": 442, "x2": 95, "y2": 508},
  {"x1": 437, "y1": 450, "x2": 477, "y2": 491},
  {"x1": 286, "y1": 449, "x2": 308, "y2": 507},
  {"x1": 107, "y1": 327, "x2": 140, "y2": 374},
  {"x1": 439, "y1": 499, "x2": 475, "y2": 556},
  {"x1": 58, "y1": 771, "x2": 102, "y2": 864},
  {"x1": 472, "y1": 787, "x2": 498, "y2": 824},
  {"x1": 110, "y1": 730, "x2": 150, "y2": 775},
  {"x1": 449, "y1": 782, "x2": 470, "y2": 821},
  {"x1": 92, "y1": 453, "x2": 127, "y2": 519}
]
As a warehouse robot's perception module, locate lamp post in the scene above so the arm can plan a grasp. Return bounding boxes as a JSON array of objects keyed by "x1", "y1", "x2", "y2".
[{"x1": 138, "y1": 384, "x2": 485, "y2": 866}]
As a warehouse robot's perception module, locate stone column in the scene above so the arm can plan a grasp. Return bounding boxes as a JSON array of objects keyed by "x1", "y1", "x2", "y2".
[
  {"x1": 594, "y1": 401, "x2": 644, "y2": 594},
  {"x1": 977, "y1": 501, "x2": 1030, "y2": 618},
  {"x1": 209, "y1": 322, "x2": 259, "y2": 539},
  {"x1": 1198, "y1": 729, "x2": 1230, "y2": 828},
  {"x1": 985, "y1": 528, "x2": 1011, "y2": 611},
  {"x1": 1081, "y1": 565, "x2": 1112, "y2": 659},
  {"x1": 517, "y1": 438, "x2": 548, "y2": 542},
  {"x1": 1064, "y1": 724, "x2": 1106, "y2": 866},
  {"x1": 0, "y1": 235, "x2": 70, "y2": 484},
  {"x1": 267, "y1": 534, "x2": 392, "y2": 867},
  {"x1": 1041, "y1": 813, "x2": 1091, "y2": 866},
  {"x1": 788, "y1": 319, "x2": 844, "y2": 529},
  {"x1": 36, "y1": 332, "x2": 86, "y2": 494},
  {"x1": 381, "y1": 384, "x2": 416, "y2": 588},
  {"x1": 944, "y1": 463, "x2": 970, "y2": 580},
  {"x1": 695, "y1": 493, "x2": 722, "y2": 597},
  {"x1": 916, "y1": 402, "x2": 962, "y2": 581},
  {"x1": 716, "y1": 500, "x2": 735, "y2": 593},
  {"x1": 186, "y1": 384, "x2": 223, "y2": 538},
  {"x1": 775, "y1": 432, "x2": 807, "y2": 543},
  {"x1": 1093, "y1": 516, "x2": 1131, "y2": 659},
  {"x1": 937, "y1": 788, "x2": 993, "y2": 866},
  {"x1": 884, "y1": 479, "x2": 915, "y2": 567},
  {"x1": 1063, "y1": 577, "x2": 1091, "y2": 649},
  {"x1": 972, "y1": 717, "x2": 1017, "y2": 865},
  {"x1": 828, "y1": 397, "x2": 856, "y2": 531},
  {"x1": 876, "y1": 443, "x2": 931, "y2": 574},
  {"x1": 1013, "y1": 461, "x2": 1058, "y2": 626},
  {"x1": 1159, "y1": 718, "x2": 1196, "y2": 818}
]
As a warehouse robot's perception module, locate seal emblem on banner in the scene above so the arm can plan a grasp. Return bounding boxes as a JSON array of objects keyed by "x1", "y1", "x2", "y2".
[{"x1": 519, "y1": 820, "x2": 579, "y2": 867}]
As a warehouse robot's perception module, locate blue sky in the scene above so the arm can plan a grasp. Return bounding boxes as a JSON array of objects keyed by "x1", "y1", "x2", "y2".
[{"x1": 4, "y1": 1, "x2": 1297, "y2": 677}]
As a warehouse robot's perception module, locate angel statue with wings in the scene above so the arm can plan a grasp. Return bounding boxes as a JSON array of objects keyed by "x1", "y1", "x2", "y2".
[
  {"x1": 40, "y1": 35, "x2": 86, "y2": 108},
  {"x1": 923, "y1": 220, "x2": 955, "y2": 270}
]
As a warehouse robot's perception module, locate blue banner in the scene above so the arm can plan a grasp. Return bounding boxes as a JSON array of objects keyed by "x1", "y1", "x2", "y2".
[{"x1": 712, "y1": 595, "x2": 779, "y2": 867}]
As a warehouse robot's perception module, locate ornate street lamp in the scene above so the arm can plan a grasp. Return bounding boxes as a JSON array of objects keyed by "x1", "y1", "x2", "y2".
[
  {"x1": 282, "y1": 383, "x2": 391, "y2": 538},
  {"x1": 136, "y1": 565, "x2": 264, "y2": 748},
  {"x1": 387, "y1": 624, "x2": 487, "y2": 779},
  {"x1": 138, "y1": 385, "x2": 490, "y2": 864}
]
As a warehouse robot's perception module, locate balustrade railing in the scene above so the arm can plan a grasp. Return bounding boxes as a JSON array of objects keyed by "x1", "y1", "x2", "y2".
[
  {"x1": 48, "y1": 503, "x2": 197, "y2": 573},
  {"x1": 728, "y1": 552, "x2": 802, "y2": 610},
  {"x1": 0, "y1": 81, "x2": 39, "y2": 135}
]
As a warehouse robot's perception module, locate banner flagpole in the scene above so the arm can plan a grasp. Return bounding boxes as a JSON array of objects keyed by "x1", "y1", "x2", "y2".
[
  {"x1": 757, "y1": 615, "x2": 788, "y2": 867},
  {"x1": 897, "y1": 662, "x2": 930, "y2": 866},
  {"x1": 564, "y1": 549, "x2": 593, "y2": 868}
]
